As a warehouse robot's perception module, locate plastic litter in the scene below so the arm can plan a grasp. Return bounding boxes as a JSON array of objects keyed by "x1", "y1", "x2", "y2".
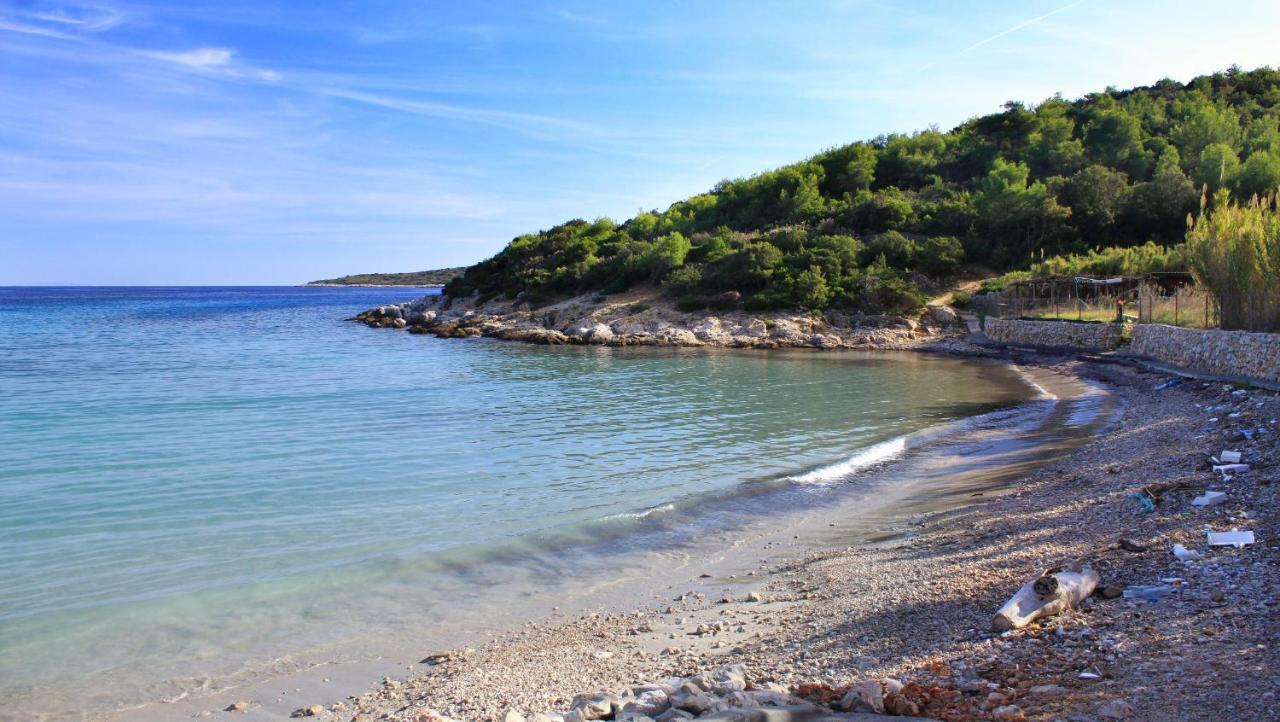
[
  {"x1": 1154, "y1": 378, "x2": 1184, "y2": 390},
  {"x1": 1122, "y1": 584, "x2": 1175, "y2": 601},
  {"x1": 1219, "y1": 450, "x2": 1242, "y2": 464},
  {"x1": 1213, "y1": 463, "x2": 1250, "y2": 475},
  {"x1": 1171, "y1": 543, "x2": 1203, "y2": 561},
  {"x1": 1127, "y1": 491, "x2": 1156, "y2": 513},
  {"x1": 1205, "y1": 530, "x2": 1255, "y2": 548},
  {"x1": 1191, "y1": 491, "x2": 1226, "y2": 508}
]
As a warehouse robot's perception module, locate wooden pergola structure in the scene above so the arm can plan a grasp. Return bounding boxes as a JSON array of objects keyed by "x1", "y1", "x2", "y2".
[{"x1": 992, "y1": 272, "x2": 1203, "y2": 324}]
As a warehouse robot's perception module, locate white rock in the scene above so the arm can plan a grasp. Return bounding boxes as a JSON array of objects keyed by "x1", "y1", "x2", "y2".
[
  {"x1": 584, "y1": 322, "x2": 614, "y2": 342},
  {"x1": 668, "y1": 683, "x2": 716, "y2": 714},
  {"x1": 840, "y1": 680, "x2": 883, "y2": 713},
  {"x1": 619, "y1": 689, "x2": 668, "y2": 717},
  {"x1": 652, "y1": 709, "x2": 693, "y2": 722},
  {"x1": 568, "y1": 693, "x2": 616, "y2": 721}
]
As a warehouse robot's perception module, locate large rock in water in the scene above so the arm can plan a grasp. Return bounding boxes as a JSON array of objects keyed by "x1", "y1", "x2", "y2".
[{"x1": 584, "y1": 322, "x2": 614, "y2": 343}]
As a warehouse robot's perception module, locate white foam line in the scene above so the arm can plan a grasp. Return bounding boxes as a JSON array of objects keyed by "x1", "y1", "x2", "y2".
[
  {"x1": 1013, "y1": 365, "x2": 1058, "y2": 400},
  {"x1": 600, "y1": 503, "x2": 676, "y2": 521},
  {"x1": 788, "y1": 436, "x2": 909, "y2": 484}
]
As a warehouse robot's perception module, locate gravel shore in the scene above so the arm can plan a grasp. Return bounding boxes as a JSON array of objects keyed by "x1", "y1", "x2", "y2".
[{"x1": 217, "y1": 356, "x2": 1274, "y2": 722}]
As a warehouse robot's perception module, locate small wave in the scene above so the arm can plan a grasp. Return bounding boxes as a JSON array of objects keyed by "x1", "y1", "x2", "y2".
[
  {"x1": 600, "y1": 503, "x2": 677, "y2": 521},
  {"x1": 787, "y1": 436, "x2": 909, "y2": 484}
]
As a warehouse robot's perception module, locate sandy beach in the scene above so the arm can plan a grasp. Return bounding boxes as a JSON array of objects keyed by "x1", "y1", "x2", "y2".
[{"x1": 137, "y1": 347, "x2": 1277, "y2": 722}]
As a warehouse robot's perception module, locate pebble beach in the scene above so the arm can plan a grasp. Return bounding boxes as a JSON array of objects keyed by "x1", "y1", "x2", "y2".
[{"x1": 191, "y1": 351, "x2": 1278, "y2": 722}]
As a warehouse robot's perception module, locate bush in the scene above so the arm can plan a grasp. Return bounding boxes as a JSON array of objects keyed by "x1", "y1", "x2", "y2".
[
  {"x1": 951, "y1": 291, "x2": 973, "y2": 309},
  {"x1": 862, "y1": 231, "x2": 917, "y2": 269},
  {"x1": 1185, "y1": 189, "x2": 1280, "y2": 330},
  {"x1": 917, "y1": 235, "x2": 965, "y2": 275},
  {"x1": 661, "y1": 265, "x2": 703, "y2": 294}
]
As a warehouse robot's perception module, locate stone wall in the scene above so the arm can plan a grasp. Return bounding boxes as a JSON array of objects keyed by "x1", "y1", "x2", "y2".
[
  {"x1": 1129, "y1": 324, "x2": 1280, "y2": 383},
  {"x1": 984, "y1": 319, "x2": 1126, "y2": 351}
]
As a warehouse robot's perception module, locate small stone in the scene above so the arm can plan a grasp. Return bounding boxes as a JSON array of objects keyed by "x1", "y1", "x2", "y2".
[
  {"x1": 992, "y1": 705, "x2": 1025, "y2": 722},
  {"x1": 225, "y1": 701, "x2": 250, "y2": 712},
  {"x1": 1029, "y1": 684, "x2": 1067, "y2": 697},
  {"x1": 505, "y1": 710, "x2": 526, "y2": 722},
  {"x1": 291, "y1": 705, "x2": 325, "y2": 718},
  {"x1": 1211, "y1": 590, "x2": 1225, "y2": 603},
  {"x1": 1099, "y1": 699, "x2": 1135, "y2": 719},
  {"x1": 1101, "y1": 584, "x2": 1124, "y2": 599},
  {"x1": 746, "y1": 592, "x2": 763, "y2": 602}
]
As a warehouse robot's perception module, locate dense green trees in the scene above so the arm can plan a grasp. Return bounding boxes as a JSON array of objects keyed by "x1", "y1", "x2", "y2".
[{"x1": 446, "y1": 67, "x2": 1280, "y2": 315}]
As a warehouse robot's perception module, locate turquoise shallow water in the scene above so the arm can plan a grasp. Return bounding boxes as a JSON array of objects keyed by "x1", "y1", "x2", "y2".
[{"x1": 0, "y1": 287, "x2": 1043, "y2": 720}]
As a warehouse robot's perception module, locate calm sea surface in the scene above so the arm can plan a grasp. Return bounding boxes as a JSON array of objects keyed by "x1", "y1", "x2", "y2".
[{"x1": 0, "y1": 286, "x2": 1055, "y2": 720}]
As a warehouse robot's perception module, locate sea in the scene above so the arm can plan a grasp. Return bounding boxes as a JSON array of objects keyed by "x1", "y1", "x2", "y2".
[{"x1": 0, "y1": 286, "x2": 1117, "y2": 721}]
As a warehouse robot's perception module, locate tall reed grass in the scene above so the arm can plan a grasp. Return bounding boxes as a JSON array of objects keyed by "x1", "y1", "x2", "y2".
[{"x1": 1185, "y1": 189, "x2": 1280, "y2": 331}]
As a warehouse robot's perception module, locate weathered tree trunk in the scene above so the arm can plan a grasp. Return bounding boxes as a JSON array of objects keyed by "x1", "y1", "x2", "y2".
[{"x1": 993, "y1": 566, "x2": 1100, "y2": 631}]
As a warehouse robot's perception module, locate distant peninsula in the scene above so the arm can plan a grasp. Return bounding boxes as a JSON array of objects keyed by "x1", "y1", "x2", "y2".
[{"x1": 305, "y1": 267, "x2": 467, "y2": 287}]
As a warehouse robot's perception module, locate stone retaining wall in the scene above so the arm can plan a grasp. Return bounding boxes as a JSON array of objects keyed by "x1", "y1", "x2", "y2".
[
  {"x1": 1129, "y1": 324, "x2": 1280, "y2": 383},
  {"x1": 984, "y1": 319, "x2": 1126, "y2": 351}
]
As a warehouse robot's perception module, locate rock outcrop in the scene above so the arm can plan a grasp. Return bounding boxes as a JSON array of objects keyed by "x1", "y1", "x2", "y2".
[{"x1": 353, "y1": 291, "x2": 961, "y2": 351}]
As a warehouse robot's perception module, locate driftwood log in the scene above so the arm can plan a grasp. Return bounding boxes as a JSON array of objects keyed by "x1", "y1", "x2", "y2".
[{"x1": 993, "y1": 565, "x2": 1100, "y2": 631}]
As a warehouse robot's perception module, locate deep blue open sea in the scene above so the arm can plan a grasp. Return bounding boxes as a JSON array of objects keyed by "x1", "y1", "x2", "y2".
[{"x1": 0, "y1": 286, "x2": 1101, "y2": 720}]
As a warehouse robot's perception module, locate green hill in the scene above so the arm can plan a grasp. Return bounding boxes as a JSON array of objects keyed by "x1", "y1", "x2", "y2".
[
  {"x1": 443, "y1": 66, "x2": 1280, "y2": 314},
  {"x1": 306, "y1": 267, "x2": 466, "y2": 286}
]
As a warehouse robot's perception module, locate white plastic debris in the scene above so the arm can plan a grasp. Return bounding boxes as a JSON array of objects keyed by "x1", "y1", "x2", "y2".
[
  {"x1": 1172, "y1": 543, "x2": 1203, "y2": 561},
  {"x1": 1213, "y1": 463, "x2": 1250, "y2": 474},
  {"x1": 1205, "y1": 530, "x2": 1256, "y2": 548},
  {"x1": 1219, "y1": 450, "x2": 1242, "y2": 463},
  {"x1": 1191, "y1": 491, "x2": 1227, "y2": 508}
]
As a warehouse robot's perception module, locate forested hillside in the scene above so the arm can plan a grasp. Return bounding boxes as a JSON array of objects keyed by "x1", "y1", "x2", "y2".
[{"x1": 446, "y1": 67, "x2": 1280, "y2": 314}]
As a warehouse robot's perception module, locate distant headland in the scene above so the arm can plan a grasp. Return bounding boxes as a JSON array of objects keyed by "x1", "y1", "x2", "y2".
[{"x1": 304, "y1": 267, "x2": 466, "y2": 287}]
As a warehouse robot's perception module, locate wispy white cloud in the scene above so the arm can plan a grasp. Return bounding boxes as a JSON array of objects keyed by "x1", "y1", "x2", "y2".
[
  {"x1": 143, "y1": 46, "x2": 234, "y2": 68},
  {"x1": 27, "y1": 5, "x2": 125, "y2": 32},
  {"x1": 554, "y1": 9, "x2": 610, "y2": 27},
  {"x1": 0, "y1": 18, "x2": 77, "y2": 40},
  {"x1": 0, "y1": 1, "x2": 125, "y2": 37}
]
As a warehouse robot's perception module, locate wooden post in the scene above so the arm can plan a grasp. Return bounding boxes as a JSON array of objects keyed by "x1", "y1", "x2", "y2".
[{"x1": 1174, "y1": 289, "x2": 1180, "y2": 326}]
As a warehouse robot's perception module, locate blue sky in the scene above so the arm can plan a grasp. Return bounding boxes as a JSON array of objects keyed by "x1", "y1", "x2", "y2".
[{"x1": 1, "y1": 1, "x2": 1278, "y2": 284}]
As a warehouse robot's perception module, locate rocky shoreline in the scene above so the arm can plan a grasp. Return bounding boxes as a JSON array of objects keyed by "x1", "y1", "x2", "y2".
[
  {"x1": 352, "y1": 288, "x2": 964, "y2": 350},
  {"x1": 203, "y1": 355, "x2": 1275, "y2": 722}
]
